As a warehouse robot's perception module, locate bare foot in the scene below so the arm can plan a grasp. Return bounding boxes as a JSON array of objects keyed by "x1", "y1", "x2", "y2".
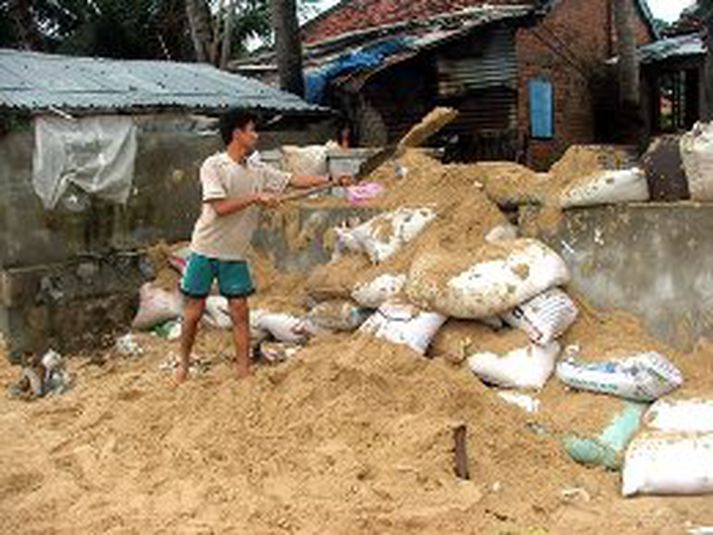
[
  {"x1": 175, "y1": 364, "x2": 188, "y2": 384},
  {"x1": 235, "y1": 363, "x2": 252, "y2": 380}
]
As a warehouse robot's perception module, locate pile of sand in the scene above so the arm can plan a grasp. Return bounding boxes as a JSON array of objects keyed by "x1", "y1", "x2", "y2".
[{"x1": 2, "y1": 304, "x2": 712, "y2": 532}]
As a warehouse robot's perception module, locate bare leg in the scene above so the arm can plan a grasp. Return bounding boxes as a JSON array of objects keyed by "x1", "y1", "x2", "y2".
[
  {"x1": 177, "y1": 297, "x2": 206, "y2": 383},
  {"x1": 229, "y1": 297, "x2": 251, "y2": 379}
]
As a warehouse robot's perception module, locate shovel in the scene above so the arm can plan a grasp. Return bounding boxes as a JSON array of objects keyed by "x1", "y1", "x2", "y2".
[{"x1": 281, "y1": 107, "x2": 459, "y2": 202}]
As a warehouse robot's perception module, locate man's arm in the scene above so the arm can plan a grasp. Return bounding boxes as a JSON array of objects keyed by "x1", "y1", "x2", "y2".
[
  {"x1": 209, "y1": 192, "x2": 278, "y2": 217},
  {"x1": 289, "y1": 175, "x2": 354, "y2": 189}
]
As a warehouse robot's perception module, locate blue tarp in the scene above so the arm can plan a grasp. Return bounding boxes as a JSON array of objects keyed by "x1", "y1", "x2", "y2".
[{"x1": 305, "y1": 38, "x2": 414, "y2": 104}]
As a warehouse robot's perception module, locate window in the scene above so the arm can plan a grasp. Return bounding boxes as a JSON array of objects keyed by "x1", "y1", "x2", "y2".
[{"x1": 529, "y1": 78, "x2": 554, "y2": 139}]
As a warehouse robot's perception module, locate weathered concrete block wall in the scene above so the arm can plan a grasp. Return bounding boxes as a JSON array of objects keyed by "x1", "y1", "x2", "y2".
[
  {"x1": 0, "y1": 113, "x2": 333, "y2": 358},
  {"x1": 548, "y1": 204, "x2": 713, "y2": 350}
]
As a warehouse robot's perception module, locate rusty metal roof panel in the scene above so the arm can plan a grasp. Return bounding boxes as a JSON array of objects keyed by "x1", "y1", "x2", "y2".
[
  {"x1": 0, "y1": 49, "x2": 326, "y2": 115},
  {"x1": 639, "y1": 33, "x2": 706, "y2": 64}
]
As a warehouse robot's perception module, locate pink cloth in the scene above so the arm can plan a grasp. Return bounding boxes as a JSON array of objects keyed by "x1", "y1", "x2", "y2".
[{"x1": 346, "y1": 182, "x2": 385, "y2": 204}]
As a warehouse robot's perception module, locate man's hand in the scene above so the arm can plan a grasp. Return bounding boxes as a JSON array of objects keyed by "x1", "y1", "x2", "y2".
[
  {"x1": 254, "y1": 192, "x2": 281, "y2": 208},
  {"x1": 334, "y1": 174, "x2": 355, "y2": 187}
]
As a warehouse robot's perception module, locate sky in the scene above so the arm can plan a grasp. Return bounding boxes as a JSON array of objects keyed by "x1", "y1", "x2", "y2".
[{"x1": 645, "y1": 0, "x2": 696, "y2": 22}]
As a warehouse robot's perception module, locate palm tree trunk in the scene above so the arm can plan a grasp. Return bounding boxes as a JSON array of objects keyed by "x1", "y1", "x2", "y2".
[
  {"x1": 704, "y1": 5, "x2": 713, "y2": 120},
  {"x1": 271, "y1": 0, "x2": 305, "y2": 97},
  {"x1": 8, "y1": 0, "x2": 44, "y2": 50},
  {"x1": 185, "y1": 0, "x2": 214, "y2": 63},
  {"x1": 220, "y1": 0, "x2": 234, "y2": 69},
  {"x1": 614, "y1": 0, "x2": 639, "y2": 106}
]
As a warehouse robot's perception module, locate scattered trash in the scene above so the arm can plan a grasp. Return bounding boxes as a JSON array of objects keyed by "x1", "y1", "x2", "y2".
[
  {"x1": 467, "y1": 341, "x2": 560, "y2": 390},
  {"x1": 497, "y1": 391, "x2": 540, "y2": 413},
  {"x1": 622, "y1": 431, "x2": 713, "y2": 497},
  {"x1": 8, "y1": 349, "x2": 72, "y2": 399},
  {"x1": 152, "y1": 319, "x2": 182, "y2": 340},
  {"x1": 359, "y1": 301, "x2": 446, "y2": 355},
  {"x1": 560, "y1": 487, "x2": 591, "y2": 503},
  {"x1": 159, "y1": 354, "x2": 211, "y2": 376},
  {"x1": 556, "y1": 349, "x2": 683, "y2": 402},
  {"x1": 501, "y1": 288, "x2": 578, "y2": 345},
  {"x1": 115, "y1": 334, "x2": 143, "y2": 356},
  {"x1": 562, "y1": 401, "x2": 647, "y2": 470},
  {"x1": 256, "y1": 341, "x2": 301, "y2": 364}
]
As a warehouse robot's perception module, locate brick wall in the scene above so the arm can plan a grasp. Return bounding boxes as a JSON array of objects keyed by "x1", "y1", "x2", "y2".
[{"x1": 516, "y1": 0, "x2": 655, "y2": 169}]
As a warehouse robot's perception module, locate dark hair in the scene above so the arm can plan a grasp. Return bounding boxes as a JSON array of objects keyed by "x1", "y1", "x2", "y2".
[{"x1": 219, "y1": 110, "x2": 258, "y2": 146}]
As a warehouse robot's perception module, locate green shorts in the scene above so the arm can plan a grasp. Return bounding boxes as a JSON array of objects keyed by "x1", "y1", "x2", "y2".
[{"x1": 180, "y1": 253, "x2": 255, "y2": 299}]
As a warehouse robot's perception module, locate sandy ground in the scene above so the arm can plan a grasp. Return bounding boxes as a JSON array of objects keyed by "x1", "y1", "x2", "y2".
[{"x1": 1, "y1": 327, "x2": 711, "y2": 534}]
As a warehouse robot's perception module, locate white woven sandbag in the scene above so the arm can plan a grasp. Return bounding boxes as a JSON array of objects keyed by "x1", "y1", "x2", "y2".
[
  {"x1": 281, "y1": 145, "x2": 328, "y2": 176},
  {"x1": 256, "y1": 313, "x2": 307, "y2": 344},
  {"x1": 644, "y1": 398, "x2": 713, "y2": 433},
  {"x1": 560, "y1": 168, "x2": 649, "y2": 208},
  {"x1": 622, "y1": 431, "x2": 713, "y2": 496},
  {"x1": 556, "y1": 350, "x2": 683, "y2": 402},
  {"x1": 406, "y1": 239, "x2": 570, "y2": 319},
  {"x1": 501, "y1": 288, "x2": 578, "y2": 345},
  {"x1": 680, "y1": 121, "x2": 713, "y2": 201},
  {"x1": 202, "y1": 296, "x2": 232, "y2": 329},
  {"x1": 467, "y1": 341, "x2": 560, "y2": 390},
  {"x1": 132, "y1": 283, "x2": 183, "y2": 330},
  {"x1": 351, "y1": 207, "x2": 436, "y2": 264},
  {"x1": 359, "y1": 301, "x2": 446, "y2": 355},
  {"x1": 351, "y1": 273, "x2": 407, "y2": 308}
]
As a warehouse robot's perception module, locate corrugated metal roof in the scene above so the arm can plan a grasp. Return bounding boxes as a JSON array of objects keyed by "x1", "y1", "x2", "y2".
[
  {"x1": 0, "y1": 49, "x2": 326, "y2": 115},
  {"x1": 638, "y1": 33, "x2": 706, "y2": 64}
]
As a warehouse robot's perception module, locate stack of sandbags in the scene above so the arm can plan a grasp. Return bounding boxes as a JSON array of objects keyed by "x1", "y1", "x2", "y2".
[
  {"x1": 407, "y1": 238, "x2": 576, "y2": 390},
  {"x1": 622, "y1": 395, "x2": 713, "y2": 497}
]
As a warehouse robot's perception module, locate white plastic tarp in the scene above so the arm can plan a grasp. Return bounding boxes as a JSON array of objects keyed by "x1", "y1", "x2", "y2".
[{"x1": 33, "y1": 115, "x2": 137, "y2": 209}]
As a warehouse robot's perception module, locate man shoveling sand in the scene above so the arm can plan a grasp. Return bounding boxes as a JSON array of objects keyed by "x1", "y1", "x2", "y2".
[{"x1": 178, "y1": 110, "x2": 352, "y2": 382}]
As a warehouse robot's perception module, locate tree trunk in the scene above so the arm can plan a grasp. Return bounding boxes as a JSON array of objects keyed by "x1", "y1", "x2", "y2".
[
  {"x1": 614, "y1": 0, "x2": 639, "y2": 106},
  {"x1": 704, "y1": 6, "x2": 713, "y2": 121},
  {"x1": 185, "y1": 0, "x2": 214, "y2": 63},
  {"x1": 220, "y1": 0, "x2": 234, "y2": 70},
  {"x1": 8, "y1": 0, "x2": 44, "y2": 50},
  {"x1": 271, "y1": 0, "x2": 305, "y2": 97}
]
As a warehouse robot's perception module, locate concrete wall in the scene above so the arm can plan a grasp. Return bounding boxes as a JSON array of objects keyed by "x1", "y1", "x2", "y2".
[
  {"x1": 546, "y1": 203, "x2": 713, "y2": 350},
  {"x1": 0, "y1": 113, "x2": 334, "y2": 358}
]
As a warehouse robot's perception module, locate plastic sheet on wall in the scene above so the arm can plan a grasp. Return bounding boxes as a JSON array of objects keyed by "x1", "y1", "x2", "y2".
[{"x1": 32, "y1": 115, "x2": 137, "y2": 209}]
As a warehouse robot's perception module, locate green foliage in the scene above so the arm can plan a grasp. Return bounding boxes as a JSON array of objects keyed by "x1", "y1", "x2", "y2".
[{"x1": 0, "y1": 0, "x2": 281, "y2": 61}]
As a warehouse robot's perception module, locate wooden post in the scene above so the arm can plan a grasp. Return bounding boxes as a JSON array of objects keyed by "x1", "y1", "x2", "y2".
[{"x1": 453, "y1": 424, "x2": 470, "y2": 480}]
